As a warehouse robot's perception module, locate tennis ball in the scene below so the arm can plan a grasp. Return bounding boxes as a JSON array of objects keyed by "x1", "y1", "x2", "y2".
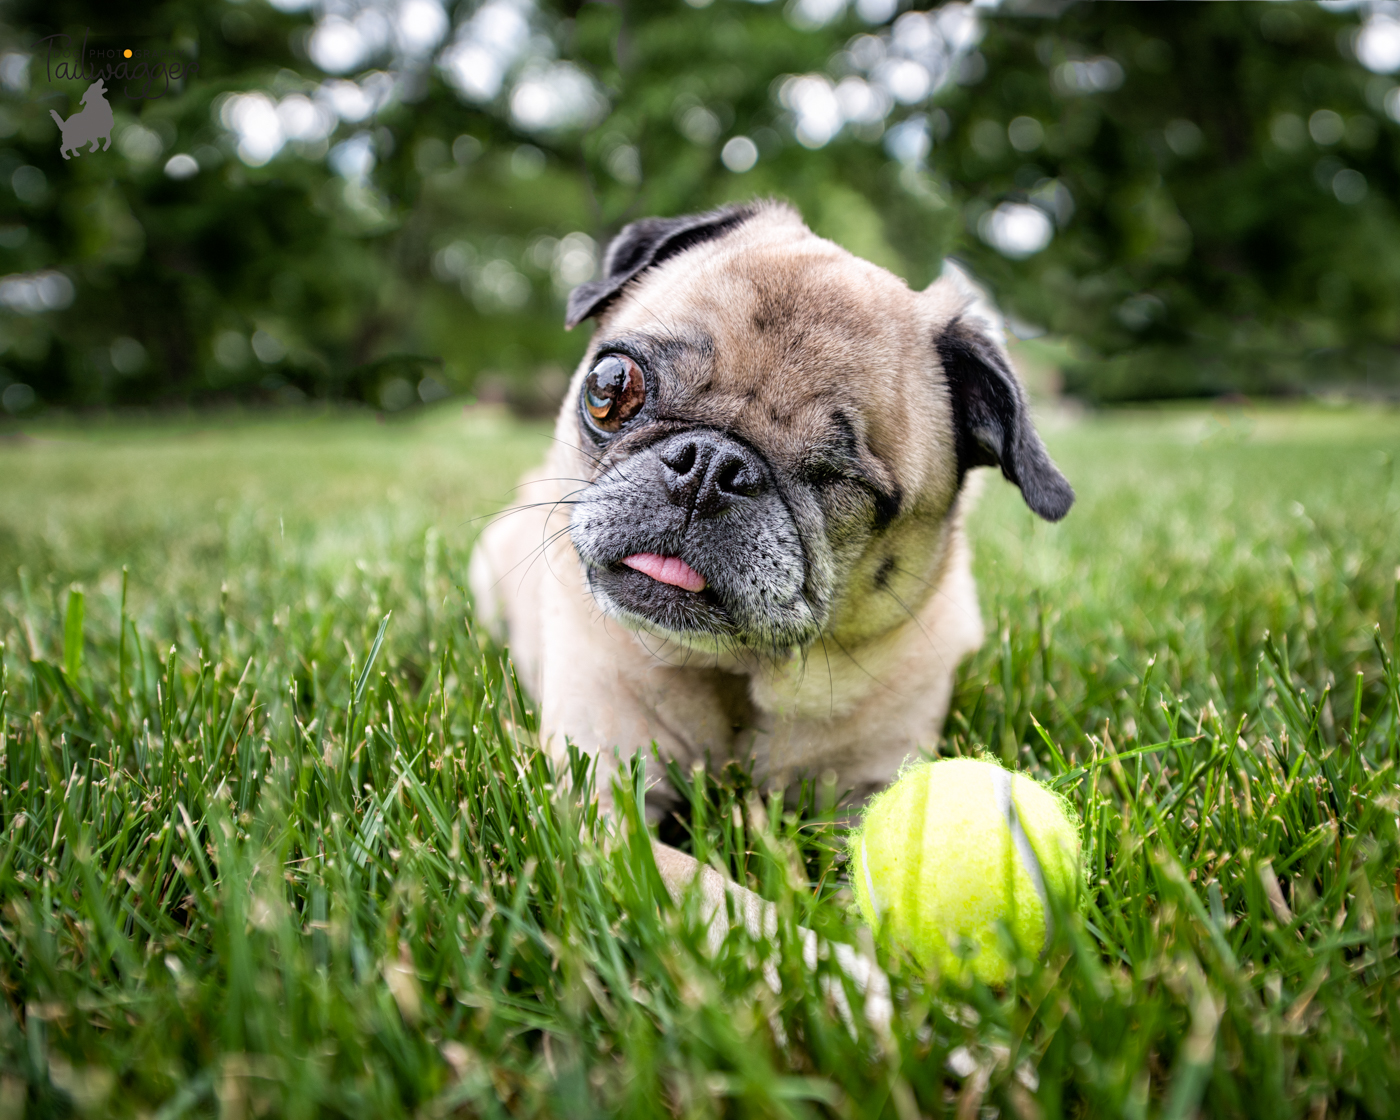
[{"x1": 849, "y1": 757, "x2": 1081, "y2": 985}]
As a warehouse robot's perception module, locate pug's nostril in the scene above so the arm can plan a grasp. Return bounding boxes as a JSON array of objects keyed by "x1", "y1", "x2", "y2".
[
  {"x1": 662, "y1": 442, "x2": 698, "y2": 476},
  {"x1": 715, "y1": 458, "x2": 747, "y2": 494}
]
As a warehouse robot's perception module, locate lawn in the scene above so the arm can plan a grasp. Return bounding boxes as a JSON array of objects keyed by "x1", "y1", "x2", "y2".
[{"x1": 0, "y1": 402, "x2": 1397, "y2": 1118}]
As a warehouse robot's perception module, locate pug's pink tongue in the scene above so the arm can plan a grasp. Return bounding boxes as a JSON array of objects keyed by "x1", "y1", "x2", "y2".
[{"x1": 622, "y1": 553, "x2": 707, "y2": 592}]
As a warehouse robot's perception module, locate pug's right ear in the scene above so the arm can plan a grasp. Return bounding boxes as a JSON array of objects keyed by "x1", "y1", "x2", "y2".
[
  {"x1": 564, "y1": 204, "x2": 756, "y2": 329},
  {"x1": 936, "y1": 316, "x2": 1075, "y2": 522}
]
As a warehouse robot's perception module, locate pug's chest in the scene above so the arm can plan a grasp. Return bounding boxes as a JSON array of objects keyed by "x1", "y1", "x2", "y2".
[{"x1": 627, "y1": 631, "x2": 962, "y2": 796}]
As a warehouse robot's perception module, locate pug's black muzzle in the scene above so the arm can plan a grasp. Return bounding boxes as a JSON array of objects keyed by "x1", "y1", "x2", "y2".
[{"x1": 569, "y1": 430, "x2": 820, "y2": 648}]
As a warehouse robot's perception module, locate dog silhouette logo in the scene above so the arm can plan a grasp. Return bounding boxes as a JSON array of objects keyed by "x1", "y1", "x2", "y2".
[{"x1": 49, "y1": 77, "x2": 114, "y2": 159}]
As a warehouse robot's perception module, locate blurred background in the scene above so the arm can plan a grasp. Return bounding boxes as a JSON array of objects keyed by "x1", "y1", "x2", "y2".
[{"x1": 2, "y1": 0, "x2": 1400, "y2": 417}]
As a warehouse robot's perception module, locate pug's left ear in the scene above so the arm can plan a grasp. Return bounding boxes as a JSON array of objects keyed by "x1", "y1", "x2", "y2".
[
  {"x1": 565, "y1": 204, "x2": 756, "y2": 329},
  {"x1": 936, "y1": 317, "x2": 1075, "y2": 522}
]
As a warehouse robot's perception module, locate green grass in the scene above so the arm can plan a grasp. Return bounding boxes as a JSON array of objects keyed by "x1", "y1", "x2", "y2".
[{"x1": 0, "y1": 402, "x2": 1398, "y2": 1118}]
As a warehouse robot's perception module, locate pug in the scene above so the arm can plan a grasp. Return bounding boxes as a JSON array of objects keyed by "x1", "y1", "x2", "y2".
[{"x1": 468, "y1": 200, "x2": 1072, "y2": 996}]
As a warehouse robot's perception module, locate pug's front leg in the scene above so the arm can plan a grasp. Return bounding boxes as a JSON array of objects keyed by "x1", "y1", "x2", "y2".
[{"x1": 649, "y1": 839, "x2": 892, "y2": 1032}]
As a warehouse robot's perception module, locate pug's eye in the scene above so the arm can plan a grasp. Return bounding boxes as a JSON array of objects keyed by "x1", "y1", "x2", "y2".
[{"x1": 581, "y1": 354, "x2": 645, "y2": 433}]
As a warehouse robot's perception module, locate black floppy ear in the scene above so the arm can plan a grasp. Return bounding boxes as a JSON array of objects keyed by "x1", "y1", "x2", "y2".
[
  {"x1": 564, "y1": 204, "x2": 756, "y2": 329},
  {"x1": 936, "y1": 317, "x2": 1075, "y2": 521}
]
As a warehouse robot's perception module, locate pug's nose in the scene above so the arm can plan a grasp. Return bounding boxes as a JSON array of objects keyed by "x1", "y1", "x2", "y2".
[{"x1": 659, "y1": 432, "x2": 767, "y2": 519}]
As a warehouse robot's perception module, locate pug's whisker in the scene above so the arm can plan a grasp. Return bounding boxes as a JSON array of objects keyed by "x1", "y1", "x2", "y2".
[
  {"x1": 515, "y1": 475, "x2": 595, "y2": 489},
  {"x1": 544, "y1": 434, "x2": 639, "y2": 489},
  {"x1": 468, "y1": 481, "x2": 590, "y2": 527},
  {"x1": 824, "y1": 630, "x2": 902, "y2": 698},
  {"x1": 471, "y1": 497, "x2": 583, "y2": 527},
  {"x1": 495, "y1": 524, "x2": 577, "y2": 597},
  {"x1": 887, "y1": 562, "x2": 963, "y2": 597},
  {"x1": 790, "y1": 637, "x2": 836, "y2": 721},
  {"x1": 546, "y1": 434, "x2": 645, "y2": 490},
  {"x1": 537, "y1": 536, "x2": 574, "y2": 592},
  {"x1": 878, "y1": 584, "x2": 935, "y2": 646},
  {"x1": 886, "y1": 562, "x2": 936, "y2": 587},
  {"x1": 548, "y1": 432, "x2": 607, "y2": 467},
  {"x1": 889, "y1": 562, "x2": 984, "y2": 634},
  {"x1": 818, "y1": 637, "x2": 836, "y2": 719},
  {"x1": 483, "y1": 525, "x2": 570, "y2": 590}
]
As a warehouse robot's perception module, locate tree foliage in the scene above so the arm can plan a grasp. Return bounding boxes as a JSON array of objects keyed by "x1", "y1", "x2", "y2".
[
  {"x1": 0, "y1": 0, "x2": 1397, "y2": 412},
  {"x1": 948, "y1": 3, "x2": 1400, "y2": 399}
]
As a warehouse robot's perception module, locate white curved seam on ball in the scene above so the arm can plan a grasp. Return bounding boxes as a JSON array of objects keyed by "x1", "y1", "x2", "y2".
[
  {"x1": 991, "y1": 767, "x2": 1052, "y2": 951},
  {"x1": 861, "y1": 836, "x2": 882, "y2": 921}
]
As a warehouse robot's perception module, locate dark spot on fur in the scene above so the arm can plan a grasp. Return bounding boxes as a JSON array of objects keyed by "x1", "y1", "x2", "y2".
[
  {"x1": 751, "y1": 301, "x2": 785, "y2": 333},
  {"x1": 797, "y1": 460, "x2": 845, "y2": 487},
  {"x1": 768, "y1": 405, "x2": 788, "y2": 425},
  {"x1": 872, "y1": 485, "x2": 902, "y2": 529},
  {"x1": 874, "y1": 555, "x2": 896, "y2": 589},
  {"x1": 751, "y1": 278, "x2": 802, "y2": 335},
  {"x1": 830, "y1": 411, "x2": 859, "y2": 457}
]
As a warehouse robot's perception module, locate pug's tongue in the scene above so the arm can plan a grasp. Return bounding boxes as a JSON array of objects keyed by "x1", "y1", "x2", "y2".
[{"x1": 621, "y1": 552, "x2": 707, "y2": 593}]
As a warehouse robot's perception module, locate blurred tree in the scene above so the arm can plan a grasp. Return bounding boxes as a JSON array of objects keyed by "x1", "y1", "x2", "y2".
[
  {"x1": 0, "y1": 0, "x2": 1396, "y2": 413},
  {"x1": 940, "y1": 2, "x2": 1400, "y2": 400}
]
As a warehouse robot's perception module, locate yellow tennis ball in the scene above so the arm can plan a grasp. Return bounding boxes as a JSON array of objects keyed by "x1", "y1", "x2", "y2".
[{"x1": 849, "y1": 757, "x2": 1081, "y2": 985}]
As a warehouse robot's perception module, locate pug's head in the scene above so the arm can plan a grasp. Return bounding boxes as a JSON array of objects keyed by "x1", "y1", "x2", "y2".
[{"x1": 561, "y1": 202, "x2": 1072, "y2": 656}]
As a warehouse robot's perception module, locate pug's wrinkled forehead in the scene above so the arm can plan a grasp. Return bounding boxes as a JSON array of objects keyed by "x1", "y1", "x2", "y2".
[{"x1": 565, "y1": 201, "x2": 1073, "y2": 524}]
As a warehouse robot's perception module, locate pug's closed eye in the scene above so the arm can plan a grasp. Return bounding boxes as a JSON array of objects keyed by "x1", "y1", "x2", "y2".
[
  {"x1": 796, "y1": 412, "x2": 864, "y2": 486},
  {"x1": 796, "y1": 450, "x2": 860, "y2": 488},
  {"x1": 797, "y1": 438, "x2": 901, "y2": 528}
]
